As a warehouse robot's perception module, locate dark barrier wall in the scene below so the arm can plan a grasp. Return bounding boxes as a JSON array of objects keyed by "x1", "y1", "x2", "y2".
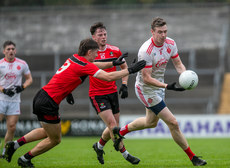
[{"x1": 0, "y1": 119, "x2": 106, "y2": 137}]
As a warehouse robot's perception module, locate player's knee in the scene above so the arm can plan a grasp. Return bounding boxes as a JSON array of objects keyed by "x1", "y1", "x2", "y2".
[
  {"x1": 7, "y1": 124, "x2": 16, "y2": 133},
  {"x1": 146, "y1": 121, "x2": 157, "y2": 128},
  {"x1": 168, "y1": 119, "x2": 179, "y2": 130},
  {"x1": 51, "y1": 136, "x2": 61, "y2": 146}
]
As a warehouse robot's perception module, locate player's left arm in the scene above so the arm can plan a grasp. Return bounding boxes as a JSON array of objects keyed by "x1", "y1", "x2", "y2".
[
  {"x1": 172, "y1": 56, "x2": 186, "y2": 74},
  {"x1": 93, "y1": 62, "x2": 113, "y2": 69},
  {"x1": 22, "y1": 73, "x2": 33, "y2": 89}
]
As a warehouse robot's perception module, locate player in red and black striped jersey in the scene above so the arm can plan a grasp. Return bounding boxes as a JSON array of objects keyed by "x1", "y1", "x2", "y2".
[
  {"x1": 89, "y1": 22, "x2": 140, "y2": 165},
  {"x1": 3, "y1": 38, "x2": 146, "y2": 167}
]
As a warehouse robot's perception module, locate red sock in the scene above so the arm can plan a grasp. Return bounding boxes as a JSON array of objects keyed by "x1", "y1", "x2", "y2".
[
  {"x1": 17, "y1": 136, "x2": 26, "y2": 146},
  {"x1": 120, "y1": 146, "x2": 126, "y2": 153},
  {"x1": 184, "y1": 147, "x2": 195, "y2": 160},
  {"x1": 120, "y1": 125, "x2": 129, "y2": 136},
  {"x1": 24, "y1": 151, "x2": 34, "y2": 160},
  {"x1": 99, "y1": 138, "x2": 107, "y2": 146}
]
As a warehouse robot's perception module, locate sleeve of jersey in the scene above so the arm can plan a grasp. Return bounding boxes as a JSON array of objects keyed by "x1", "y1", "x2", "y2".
[
  {"x1": 138, "y1": 50, "x2": 152, "y2": 69},
  {"x1": 171, "y1": 41, "x2": 179, "y2": 59},
  {"x1": 85, "y1": 63, "x2": 102, "y2": 77},
  {"x1": 23, "y1": 62, "x2": 31, "y2": 75}
]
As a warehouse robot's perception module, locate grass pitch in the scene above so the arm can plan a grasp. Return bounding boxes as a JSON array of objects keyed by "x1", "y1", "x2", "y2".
[{"x1": 0, "y1": 137, "x2": 229, "y2": 168}]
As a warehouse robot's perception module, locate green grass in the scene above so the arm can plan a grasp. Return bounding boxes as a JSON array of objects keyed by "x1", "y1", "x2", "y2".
[{"x1": 0, "y1": 137, "x2": 230, "y2": 168}]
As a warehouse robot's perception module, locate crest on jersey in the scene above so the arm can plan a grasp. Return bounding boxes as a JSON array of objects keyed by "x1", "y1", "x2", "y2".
[
  {"x1": 100, "y1": 103, "x2": 106, "y2": 109},
  {"x1": 167, "y1": 47, "x2": 171, "y2": 54},
  {"x1": 17, "y1": 65, "x2": 21, "y2": 70},
  {"x1": 109, "y1": 52, "x2": 114, "y2": 56},
  {"x1": 148, "y1": 98, "x2": 153, "y2": 104},
  {"x1": 100, "y1": 53, "x2": 105, "y2": 59}
]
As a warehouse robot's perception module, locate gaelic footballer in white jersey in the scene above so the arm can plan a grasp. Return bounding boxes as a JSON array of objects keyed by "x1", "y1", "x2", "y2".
[
  {"x1": 0, "y1": 58, "x2": 31, "y2": 103},
  {"x1": 135, "y1": 37, "x2": 178, "y2": 107}
]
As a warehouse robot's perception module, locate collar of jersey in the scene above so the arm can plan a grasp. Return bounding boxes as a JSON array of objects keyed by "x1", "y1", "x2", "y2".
[
  {"x1": 151, "y1": 37, "x2": 164, "y2": 48},
  {"x1": 4, "y1": 57, "x2": 16, "y2": 63}
]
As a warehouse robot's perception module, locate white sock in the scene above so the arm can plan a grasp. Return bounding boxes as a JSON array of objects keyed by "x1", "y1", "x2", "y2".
[
  {"x1": 97, "y1": 142, "x2": 104, "y2": 150},
  {"x1": 14, "y1": 141, "x2": 20, "y2": 149},
  {"x1": 20, "y1": 156, "x2": 29, "y2": 162},
  {"x1": 2, "y1": 148, "x2": 5, "y2": 155},
  {"x1": 121, "y1": 150, "x2": 129, "y2": 159}
]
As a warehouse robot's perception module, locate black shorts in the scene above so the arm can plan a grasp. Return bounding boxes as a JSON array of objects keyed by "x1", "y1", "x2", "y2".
[
  {"x1": 33, "y1": 89, "x2": 60, "y2": 124},
  {"x1": 89, "y1": 92, "x2": 120, "y2": 114}
]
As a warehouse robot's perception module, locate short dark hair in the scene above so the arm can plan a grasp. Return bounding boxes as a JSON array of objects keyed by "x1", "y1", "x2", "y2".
[
  {"x1": 90, "y1": 22, "x2": 106, "y2": 35},
  {"x1": 151, "y1": 17, "x2": 167, "y2": 30},
  {"x1": 3, "y1": 41, "x2": 16, "y2": 49},
  {"x1": 78, "y1": 38, "x2": 99, "y2": 56}
]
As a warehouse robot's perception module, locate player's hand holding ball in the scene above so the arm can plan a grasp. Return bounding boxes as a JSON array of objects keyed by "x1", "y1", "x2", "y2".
[
  {"x1": 166, "y1": 82, "x2": 185, "y2": 91},
  {"x1": 179, "y1": 70, "x2": 198, "y2": 90}
]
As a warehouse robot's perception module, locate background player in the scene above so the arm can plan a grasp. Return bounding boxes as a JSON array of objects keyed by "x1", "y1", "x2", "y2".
[
  {"x1": 4, "y1": 38, "x2": 145, "y2": 168},
  {"x1": 0, "y1": 41, "x2": 32, "y2": 158},
  {"x1": 113, "y1": 17, "x2": 207, "y2": 166},
  {"x1": 89, "y1": 22, "x2": 140, "y2": 165}
]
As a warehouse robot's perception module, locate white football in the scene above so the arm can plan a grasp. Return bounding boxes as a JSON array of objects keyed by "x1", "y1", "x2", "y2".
[{"x1": 179, "y1": 70, "x2": 198, "y2": 90}]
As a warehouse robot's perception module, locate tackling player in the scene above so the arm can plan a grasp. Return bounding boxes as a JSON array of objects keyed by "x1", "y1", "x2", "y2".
[
  {"x1": 3, "y1": 38, "x2": 146, "y2": 168},
  {"x1": 113, "y1": 17, "x2": 207, "y2": 166},
  {"x1": 89, "y1": 22, "x2": 140, "y2": 165}
]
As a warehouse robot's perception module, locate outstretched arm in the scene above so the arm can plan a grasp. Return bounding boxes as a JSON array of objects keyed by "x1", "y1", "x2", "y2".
[{"x1": 95, "y1": 60, "x2": 146, "y2": 82}]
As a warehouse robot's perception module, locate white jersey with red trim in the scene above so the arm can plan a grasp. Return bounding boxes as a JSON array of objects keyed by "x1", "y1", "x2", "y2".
[
  {"x1": 135, "y1": 37, "x2": 179, "y2": 106},
  {"x1": 0, "y1": 57, "x2": 31, "y2": 102}
]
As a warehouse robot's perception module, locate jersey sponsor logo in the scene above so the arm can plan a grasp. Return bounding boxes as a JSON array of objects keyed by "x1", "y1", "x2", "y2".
[
  {"x1": 17, "y1": 65, "x2": 21, "y2": 70},
  {"x1": 5, "y1": 72, "x2": 16, "y2": 80},
  {"x1": 155, "y1": 58, "x2": 168, "y2": 68}
]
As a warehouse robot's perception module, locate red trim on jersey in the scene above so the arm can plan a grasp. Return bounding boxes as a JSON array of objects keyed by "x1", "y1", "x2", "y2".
[
  {"x1": 15, "y1": 58, "x2": 27, "y2": 65},
  {"x1": 91, "y1": 96, "x2": 101, "y2": 113},
  {"x1": 151, "y1": 38, "x2": 163, "y2": 48},
  {"x1": 4, "y1": 58, "x2": 15, "y2": 63},
  {"x1": 165, "y1": 38, "x2": 175, "y2": 45},
  {"x1": 171, "y1": 54, "x2": 179, "y2": 59},
  {"x1": 146, "y1": 42, "x2": 154, "y2": 55},
  {"x1": 136, "y1": 85, "x2": 149, "y2": 107},
  {"x1": 144, "y1": 65, "x2": 153, "y2": 68}
]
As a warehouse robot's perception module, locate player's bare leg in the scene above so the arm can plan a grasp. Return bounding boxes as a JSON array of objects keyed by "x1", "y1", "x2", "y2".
[
  {"x1": 0, "y1": 114, "x2": 4, "y2": 158},
  {"x1": 158, "y1": 107, "x2": 206, "y2": 166},
  {"x1": 125, "y1": 108, "x2": 159, "y2": 132},
  {"x1": 158, "y1": 107, "x2": 188, "y2": 149},
  {"x1": 4, "y1": 127, "x2": 48, "y2": 162},
  {"x1": 16, "y1": 122, "x2": 61, "y2": 167},
  {"x1": 29, "y1": 122, "x2": 61, "y2": 156},
  {"x1": 1, "y1": 115, "x2": 18, "y2": 157}
]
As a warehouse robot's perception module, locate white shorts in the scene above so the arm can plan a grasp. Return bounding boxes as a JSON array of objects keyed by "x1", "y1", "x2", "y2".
[
  {"x1": 135, "y1": 84, "x2": 165, "y2": 108},
  {"x1": 0, "y1": 100, "x2": 20, "y2": 116}
]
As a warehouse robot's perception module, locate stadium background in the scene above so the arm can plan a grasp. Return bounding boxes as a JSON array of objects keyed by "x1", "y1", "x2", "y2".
[{"x1": 0, "y1": 1, "x2": 230, "y2": 138}]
